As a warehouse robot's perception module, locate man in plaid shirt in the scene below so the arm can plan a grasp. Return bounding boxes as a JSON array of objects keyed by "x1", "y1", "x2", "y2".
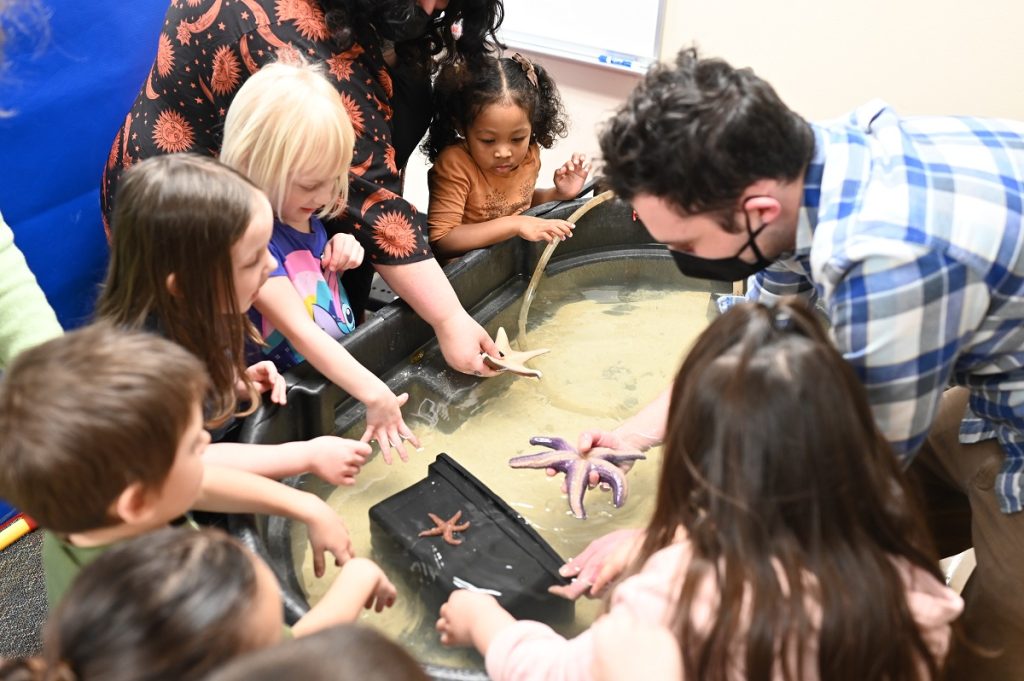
[{"x1": 590, "y1": 48, "x2": 1024, "y2": 679}]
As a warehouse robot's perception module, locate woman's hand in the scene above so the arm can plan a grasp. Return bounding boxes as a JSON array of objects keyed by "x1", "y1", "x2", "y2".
[
  {"x1": 517, "y1": 216, "x2": 574, "y2": 243},
  {"x1": 434, "y1": 312, "x2": 502, "y2": 377},
  {"x1": 360, "y1": 388, "x2": 421, "y2": 464},
  {"x1": 243, "y1": 361, "x2": 287, "y2": 405},
  {"x1": 321, "y1": 233, "x2": 365, "y2": 273},
  {"x1": 553, "y1": 152, "x2": 590, "y2": 200},
  {"x1": 302, "y1": 435, "x2": 371, "y2": 486}
]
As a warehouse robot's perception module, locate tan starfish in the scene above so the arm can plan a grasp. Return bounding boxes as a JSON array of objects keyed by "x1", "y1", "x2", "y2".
[
  {"x1": 418, "y1": 510, "x2": 471, "y2": 546},
  {"x1": 482, "y1": 327, "x2": 550, "y2": 378}
]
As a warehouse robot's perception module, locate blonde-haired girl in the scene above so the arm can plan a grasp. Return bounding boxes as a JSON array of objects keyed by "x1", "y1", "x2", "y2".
[{"x1": 221, "y1": 60, "x2": 418, "y2": 462}]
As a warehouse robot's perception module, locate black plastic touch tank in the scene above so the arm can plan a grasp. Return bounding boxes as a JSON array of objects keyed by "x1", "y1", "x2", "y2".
[{"x1": 369, "y1": 453, "x2": 575, "y2": 624}]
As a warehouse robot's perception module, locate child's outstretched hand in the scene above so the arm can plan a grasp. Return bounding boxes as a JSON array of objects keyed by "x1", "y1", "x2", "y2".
[
  {"x1": 517, "y1": 216, "x2": 574, "y2": 243},
  {"x1": 302, "y1": 435, "x2": 371, "y2": 486},
  {"x1": 553, "y1": 152, "x2": 590, "y2": 200},
  {"x1": 353, "y1": 560, "x2": 398, "y2": 613},
  {"x1": 361, "y1": 389, "x2": 421, "y2": 464},
  {"x1": 243, "y1": 361, "x2": 287, "y2": 405},
  {"x1": 302, "y1": 496, "x2": 354, "y2": 578},
  {"x1": 321, "y1": 233, "x2": 364, "y2": 273},
  {"x1": 437, "y1": 590, "x2": 514, "y2": 650}
]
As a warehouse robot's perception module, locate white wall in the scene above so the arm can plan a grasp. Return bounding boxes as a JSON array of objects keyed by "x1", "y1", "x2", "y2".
[
  {"x1": 660, "y1": 0, "x2": 1024, "y2": 120},
  {"x1": 405, "y1": 1, "x2": 1024, "y2": 209}
]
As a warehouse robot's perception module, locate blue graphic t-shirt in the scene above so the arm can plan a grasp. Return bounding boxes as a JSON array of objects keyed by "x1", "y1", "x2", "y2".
[{"x1": 248, "y1": 216, "x2": 356, "y2": 372}]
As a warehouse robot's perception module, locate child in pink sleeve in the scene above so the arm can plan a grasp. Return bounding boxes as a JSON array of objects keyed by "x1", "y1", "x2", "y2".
[{"x1": 437, "y1": 300, "x2": 963, "y2": 681}]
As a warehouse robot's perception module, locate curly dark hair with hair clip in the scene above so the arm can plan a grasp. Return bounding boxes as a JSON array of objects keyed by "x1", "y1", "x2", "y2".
[
  {"x1": 317, "y1": 0, "x2": 504, "y2": 76},
  {"x1": 599, "y1": 47, "x2": 815, "y2": 220},
  {"x1": 422, "y1": 53, "x2": 567, "y2": 162}
]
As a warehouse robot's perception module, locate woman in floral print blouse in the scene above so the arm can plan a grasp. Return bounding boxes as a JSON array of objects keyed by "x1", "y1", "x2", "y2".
[{"x1": 101, "y1": 0, "x2": 504, "y2": 375}]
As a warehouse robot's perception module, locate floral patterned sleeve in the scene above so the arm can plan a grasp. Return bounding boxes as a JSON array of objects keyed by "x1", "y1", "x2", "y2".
[{"x1": 100, "y1": 0, "x2": 432, "y2": 265}]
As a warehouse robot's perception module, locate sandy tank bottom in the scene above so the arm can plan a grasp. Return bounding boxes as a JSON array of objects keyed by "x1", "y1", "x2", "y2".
[{"x1": 292, "y1": 286, "x2": 714, "y2": 668}]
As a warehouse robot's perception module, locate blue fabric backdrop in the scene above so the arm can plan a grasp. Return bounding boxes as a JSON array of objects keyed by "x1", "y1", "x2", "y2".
[{"x1": 0, "y1": 2, "x2": 168, "y2": 327}]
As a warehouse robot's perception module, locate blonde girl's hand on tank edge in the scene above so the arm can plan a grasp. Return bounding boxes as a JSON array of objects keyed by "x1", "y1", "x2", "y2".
[
  {"x1": 359, "y1": 391, "x2": 421, "y2": 464},
  {"x1": 304, "y1": 435, "x2": 371, "y2": 486},
  {"x1": 321, "y1": 233, "x2": 365, "y2": 272},
  {"x1": 303, "y1": 495, "x2": 354, "y2": 577},
  {"x1": 244, "y1": 361, "x2": 287, "y2": 405}
]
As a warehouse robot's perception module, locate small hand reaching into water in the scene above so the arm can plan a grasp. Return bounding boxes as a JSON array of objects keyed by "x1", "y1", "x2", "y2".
[{"x1": 360, "y1": 390, "x2": 421, "y2": 464}]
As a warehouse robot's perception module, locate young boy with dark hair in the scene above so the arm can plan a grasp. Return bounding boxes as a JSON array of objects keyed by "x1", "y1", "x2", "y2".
[{"x1": 0, "y1": 323, "x2": 394, "y2": 625}]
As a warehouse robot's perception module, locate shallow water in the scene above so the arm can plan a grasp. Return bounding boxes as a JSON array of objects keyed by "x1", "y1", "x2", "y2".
[{"x1": 292, "y1": 284, "x2": 714, "y2": 669}]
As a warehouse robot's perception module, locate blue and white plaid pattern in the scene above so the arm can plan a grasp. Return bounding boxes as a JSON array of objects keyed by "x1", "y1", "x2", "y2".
[{"x1": 749, "y1": 101, "x2": 1024, "y2": 513}]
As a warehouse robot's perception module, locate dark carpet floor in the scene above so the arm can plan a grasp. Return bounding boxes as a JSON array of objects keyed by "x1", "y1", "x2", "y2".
[{"x1": 0, "y1": 530, "x2": 47, "y2": 658}]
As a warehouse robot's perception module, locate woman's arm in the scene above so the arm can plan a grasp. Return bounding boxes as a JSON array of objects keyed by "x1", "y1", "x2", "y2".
[
  {"x1": 374, "y1": 258, "x2": 500, "y2": 376},
  {"x1": 253, "y1": 277, "x2": 418, "y2": 460}
]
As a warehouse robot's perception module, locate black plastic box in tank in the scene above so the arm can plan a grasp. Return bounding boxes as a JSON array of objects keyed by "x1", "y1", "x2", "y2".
[{"x1": 369, "y1": 454, "x2": 574, "y2": 624}]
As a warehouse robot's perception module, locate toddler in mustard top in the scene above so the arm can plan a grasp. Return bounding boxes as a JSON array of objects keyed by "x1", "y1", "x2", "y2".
[{"x1": 424, "y1": 53, "x2": 589, "y2": 259}]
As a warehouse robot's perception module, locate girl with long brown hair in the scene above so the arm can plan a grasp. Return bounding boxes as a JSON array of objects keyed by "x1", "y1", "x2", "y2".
[
  {"x1": 436, "y1": 300, "x2": 963, "y2": 681},
  {"x1": 96, "y1": 153, "x2": 370, "y2": 485}
]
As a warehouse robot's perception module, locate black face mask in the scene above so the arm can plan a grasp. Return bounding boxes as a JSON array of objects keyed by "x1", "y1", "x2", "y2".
[
  {"x1": 669, "y1": 205, "x2": 775, "y2": 282},
  {"x1": 374, "y1": 2, "x2": 436, "y2": 43}
]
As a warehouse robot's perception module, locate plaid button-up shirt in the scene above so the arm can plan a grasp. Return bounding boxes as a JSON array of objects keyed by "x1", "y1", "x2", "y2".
[{"x1": 750, "y1": 101, "x2": 1024, "y2": 513}]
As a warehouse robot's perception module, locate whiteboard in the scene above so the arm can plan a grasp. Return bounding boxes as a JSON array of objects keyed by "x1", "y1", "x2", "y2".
[{"x1": 498, "y1": 0, "x2": 665, "y2": 74}]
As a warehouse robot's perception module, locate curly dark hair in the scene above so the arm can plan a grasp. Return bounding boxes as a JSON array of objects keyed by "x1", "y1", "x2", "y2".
[
  {"x1": 318, "y1": 0, "x2": 504, "y2": 75},
  {"x1": 599, "y1": 47, "x2": 815, "y2": 218},
  {"x1": 422, "y1": 53, "x2": 568, "y2": 162}
]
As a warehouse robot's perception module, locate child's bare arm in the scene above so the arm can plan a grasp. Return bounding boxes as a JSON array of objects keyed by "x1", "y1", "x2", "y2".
[
  {"x1": 432, "y1": 216, "x2": 574, "y2": 259},
  {"x1": 253, "y1": 279, "x2": 420, "y2": 463},
  {"x1": 291, "y1": 557, "x2": 397, "y2": 636},
  {"x1": 202, "y1": 436, "x2": 371, "y2": 486},
  {"x1": 195, "y1": 464, "x2": 353, "y2": 575}
]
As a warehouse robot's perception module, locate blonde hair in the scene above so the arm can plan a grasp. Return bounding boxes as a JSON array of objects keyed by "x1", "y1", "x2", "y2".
[{"x1": 221, "y1": 60, "x2": 355, "y2": 221}]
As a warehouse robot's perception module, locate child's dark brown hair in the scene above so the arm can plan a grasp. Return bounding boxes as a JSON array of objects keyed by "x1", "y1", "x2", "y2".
[
  {"x1": 96, "y1": 153, "x2": 262, "y2": 427},
  {"x1": 630, "y1": 299, "x2": 947, "y2": 680},
  {"x1": 422, "y1": 52, "x2": 567, "y2": 162},
  {"x1": 0, "y1": 527, "x2": 264, "y2": 681},
  {"x1": 0, "y1": 323, "x2": 207, "y2": 533}
]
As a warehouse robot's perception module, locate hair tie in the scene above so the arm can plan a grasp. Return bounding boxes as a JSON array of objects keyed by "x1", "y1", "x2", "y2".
[{"x1": 510, "y1": 52, "x2": 539, "y2": 88}]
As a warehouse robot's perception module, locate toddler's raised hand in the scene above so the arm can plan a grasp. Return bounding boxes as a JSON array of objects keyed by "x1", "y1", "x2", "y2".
[
  {"x1": 243, "y1": 360, "x2": 287, "y2": 405},
  {"x1": 303, "y1": 435, "x2": 371, "y2": 486},
  {"x1": 360, "y1": 389, "x2": 421, "y2": 464},
  {"x1": 553, "y1": 152, "x2": 590, "y2": 200},
  {"x1": 302, "y1": 495, "x2": 354, "y2": 578},
  {"x1": 321, "y1": 233, "x2": 364, "y2": 272},
  {"x1": 518, "y1": 216, "x2": 574, "y2": 243}
]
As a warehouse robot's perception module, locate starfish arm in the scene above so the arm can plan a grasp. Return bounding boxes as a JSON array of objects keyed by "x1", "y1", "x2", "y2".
[
  {"x1": 419, "y1": 527, "x2": 443, "y2": 537},
  {"x1": 528, "y1": 436, "x2": 574, "y2": 451},
  {"x1": 508, "y1": 450, "x2": 575, "y2": 472},
  {"x1": 448, "y1": 510, "x2": 463, "y2": 524},
  {"x1": 564, "y1": 461, "x2": 590, "y2": 519},
  {"x1": 451, "y1": 521, "x2": 471, "y2": 532},
  {"x1": 428, "y1": 513, "x2": 444, "y2": 524},
  {"x1": 511, "y1": 347, "x2": 551, "y2": 362},
  {"x1": 590, "y1": 447, "x2": 647, "y2": 467},
  {"x1": 590, "y1": 458, "x2": 630, "y2": 508}
]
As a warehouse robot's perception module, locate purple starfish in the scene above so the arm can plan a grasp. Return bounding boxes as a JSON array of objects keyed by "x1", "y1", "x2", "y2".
[{"x1": 508, "y1": 436, "x2": 646, "y2": 519}]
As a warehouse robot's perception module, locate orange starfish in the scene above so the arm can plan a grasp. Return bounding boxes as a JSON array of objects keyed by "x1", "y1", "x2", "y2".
[{"x1": 418, "y1": 510, "x2": 471, "y2": 546}]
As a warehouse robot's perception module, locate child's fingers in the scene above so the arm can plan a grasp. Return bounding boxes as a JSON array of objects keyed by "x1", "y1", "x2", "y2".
[
  {"x1": 272, "y1": 375, "x2": 287, "y2": 404},
  {"x1": 312, "y1": 549, "x2": 325, "y2": 579}
]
